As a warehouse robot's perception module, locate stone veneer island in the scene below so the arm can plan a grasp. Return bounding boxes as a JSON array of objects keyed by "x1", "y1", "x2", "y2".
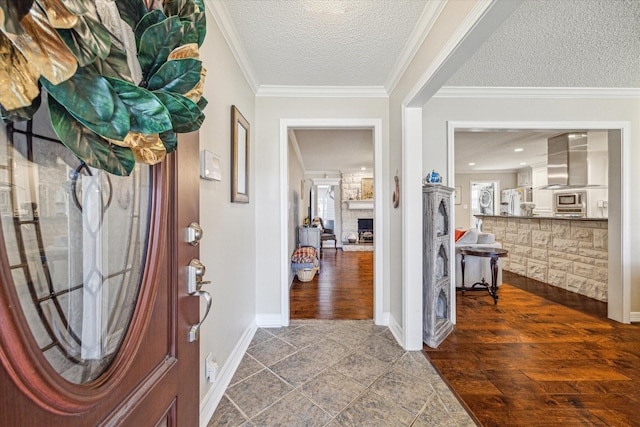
[{"x1": 475, "y1": 215, "x2": 608, "y2": 302}]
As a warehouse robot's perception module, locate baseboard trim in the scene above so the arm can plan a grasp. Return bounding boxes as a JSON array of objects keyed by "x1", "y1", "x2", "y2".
[
  {"x1": 199, "y1": 321, "x2": 257, "y2": 427},
  {"x1": 630, "y1": 312, "x2": 640, "y2": 323},
  {"x1": 256, "y1": 313, "x2": 284, "y2": 328},
  {"x1": 388, "y1": 314, "x2": 404, "y2": 349}
]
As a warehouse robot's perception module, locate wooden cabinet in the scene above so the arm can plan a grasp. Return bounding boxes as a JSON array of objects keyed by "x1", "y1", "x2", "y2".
[{"x1": 422, "y1": 184, "x2": 454, "y2": 348}]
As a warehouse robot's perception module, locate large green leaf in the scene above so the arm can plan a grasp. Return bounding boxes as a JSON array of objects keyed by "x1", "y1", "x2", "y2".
[
  {"x1": 147, "y1": 58, "x2": 201, "y2": 94},
  {"x1": 41, "y1": 67, "x2": 116, "y2": 124},
  {"x1": 138, "y1": 16, "x2": 184, "y2": 82},
  {"x1": 106, "y1": 77, "x2": 173, "y2": 135},
  {"x1": 48, "y1": 96, "x2": 135, "y2": 176},
  {"x1": 91, "y1": 45, "x2": 134, "y2": 83},
  {"x1": 57, "y1": 15, "x2": 111, "y2": 67},
  {"x1": 113, "y1": 0, "x2": 148, "y2": 31},
  {"x1": 154, "y1": 91, "x2": 203, "y2": 133},
  {"x1": 196, "y1": 95, "x2": 207, "y2": 111},
  {"x1": 68, "y1": 98, "x2": 130, "y2": 141},
  {"x1": 180, "y1": 12, "x2": 206, "y2": 47},
  {"x1": 42, "y1": 68, "x2": 130, "y2": 140},
  {"x1": 160, "y1": 130, "x2": 177, "y2": 153},
  {"x1": 134, "y1": 9, "x2": 166, "y2": 49}
]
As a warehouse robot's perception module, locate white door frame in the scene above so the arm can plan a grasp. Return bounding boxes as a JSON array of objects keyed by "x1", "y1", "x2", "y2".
[
  {"x1": 280, "y1": 118, "x2": 384, "y2": 326},
  {"x1": 447, "y1": 120, "x2": 631, "y2": 323}
]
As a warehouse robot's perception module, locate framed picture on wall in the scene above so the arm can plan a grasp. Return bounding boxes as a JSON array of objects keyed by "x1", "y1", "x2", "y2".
[
  {"x1": 455, "y1": 186, "x2": 461, "y2": 205},
  {"x1": 361, "y1": 178, "x2": 373, "y2": 200},
  {"x1": 231, "y1": 105, "x2": 250, "y2": 203}
]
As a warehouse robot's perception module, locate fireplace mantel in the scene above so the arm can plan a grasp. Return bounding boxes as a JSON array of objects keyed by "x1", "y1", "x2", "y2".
[{"x1": 346, "y1": 200, "x2": 374, "y2": 210}]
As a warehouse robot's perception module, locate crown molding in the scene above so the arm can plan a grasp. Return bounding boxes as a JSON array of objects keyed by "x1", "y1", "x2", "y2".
[
  {"x1": 435, "y1": 86, "x2": 640, "y2": 99},
  {"x1": 206, "y1": 0, "x2": 260, "y2": 93},
  {"x1": 256, "y1": 85, "x2": 388, "y2": 98},
  {"x1": 384, "y1": 0, "x2": 448, "y2": 94}
]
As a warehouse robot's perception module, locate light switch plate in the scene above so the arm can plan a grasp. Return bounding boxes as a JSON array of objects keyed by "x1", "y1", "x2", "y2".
[{"x1": 200, "y1": 150, "x2": 221, "y2": 181}]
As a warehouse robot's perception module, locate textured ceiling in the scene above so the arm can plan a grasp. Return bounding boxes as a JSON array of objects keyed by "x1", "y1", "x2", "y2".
[
  {"x1": 292, "y1": 129, "x2": 374, "y2": 173},
  {"x1": 445, "y1": 0, "x2": 640, "y2": 88},
  {"x1": 221, "y1": 0, "x2": 428, "y2": 87}
]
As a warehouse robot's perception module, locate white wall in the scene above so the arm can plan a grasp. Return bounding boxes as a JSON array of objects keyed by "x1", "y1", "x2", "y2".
[
  {"x1": 198, "y1": 8, "x2": 256, "y2": 404},
  {"x1": 454, "y1": 172, "x2": 517, "y2": 229},
  {"x1": 254, "y1": 97, "x2": 389, "y2": 322},
  {"x1": 423, "y1": 96, "x2": 640, "y2": 312}
]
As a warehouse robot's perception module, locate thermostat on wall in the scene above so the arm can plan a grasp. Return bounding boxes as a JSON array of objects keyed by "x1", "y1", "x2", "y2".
[{"x1": 200, "y1": 150, "x2": 221, "y2": 181}]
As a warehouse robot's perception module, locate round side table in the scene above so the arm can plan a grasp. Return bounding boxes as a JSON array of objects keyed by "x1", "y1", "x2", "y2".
[{"x1": 458, "y1": 246, "x2": 509, "y2": 304}]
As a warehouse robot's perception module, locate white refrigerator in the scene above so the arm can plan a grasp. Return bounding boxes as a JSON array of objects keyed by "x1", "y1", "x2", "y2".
[{"x1": 501, "y1": 187, "x2": 532, "y2": 216}]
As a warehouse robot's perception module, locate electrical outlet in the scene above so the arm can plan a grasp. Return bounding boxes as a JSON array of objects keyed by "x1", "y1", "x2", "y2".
[
  {"x1": 205, "y1": 353, "x2": 213, "y2": 382},
  {"x1": 205, "y1": 353, "x2": 218, "y2": 383},
  {"x1": 207, "y1": 361, "x2": 218, "y2": 383}
]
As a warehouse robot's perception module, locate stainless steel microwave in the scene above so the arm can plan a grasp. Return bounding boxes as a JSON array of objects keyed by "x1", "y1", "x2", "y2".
[{"x1": 554, "y1": 191, "x2": 586, "y2": 216}]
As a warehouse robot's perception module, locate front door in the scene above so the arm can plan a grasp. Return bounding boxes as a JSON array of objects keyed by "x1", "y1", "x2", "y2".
[{"x1": 0, "y1": 115, "x2": 201, "y2": 425}]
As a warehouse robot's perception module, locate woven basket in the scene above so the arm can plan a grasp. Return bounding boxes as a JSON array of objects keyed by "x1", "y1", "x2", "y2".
[{"x1": 296, "y1": 268, "x2": 316, "y2": 282}]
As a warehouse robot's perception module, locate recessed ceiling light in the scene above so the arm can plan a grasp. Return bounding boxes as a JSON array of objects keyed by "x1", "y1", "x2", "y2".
[
  {"x1": 514, "y1": 148, "x2": 524, "y2": 152},
  {"x1": 360, "y1": 167, "x2": 366, "y2": 170},
  {"x1": 468, "y1": 162, "x2": 476, "y2": 166},
  {"x1": 520, "y1": 162, "x2": 527, "y2": 165}
]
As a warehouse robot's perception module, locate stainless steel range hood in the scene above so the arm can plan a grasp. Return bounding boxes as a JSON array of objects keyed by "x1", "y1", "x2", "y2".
[{"x1": 545, "y1": 133, "x2": 588, "y2": 190}]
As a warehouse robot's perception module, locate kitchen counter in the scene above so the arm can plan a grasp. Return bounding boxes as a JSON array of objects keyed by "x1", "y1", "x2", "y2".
[
  {"x1": 476, "y1": 215, "x2": 608, "y2": 302},
  {"x1": 475, "y1": 214, "x2": 607, "y2": 222}
]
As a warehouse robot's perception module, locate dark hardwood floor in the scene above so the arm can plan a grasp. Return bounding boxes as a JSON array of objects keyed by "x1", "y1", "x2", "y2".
[
  {"x1": 289, "y1": 249, "x2": 373, "y2": 319},
  {"x1": 425, "y1": 271, "x2": 640, "y2": 427}
]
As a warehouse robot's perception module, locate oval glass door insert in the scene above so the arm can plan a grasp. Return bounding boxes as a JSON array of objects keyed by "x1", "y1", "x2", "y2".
[{"x1": 0, "y1": 120, "x2": 151, "y2": 384}]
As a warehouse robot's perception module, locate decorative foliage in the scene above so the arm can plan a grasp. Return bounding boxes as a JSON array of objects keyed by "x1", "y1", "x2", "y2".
[{"x1": 0, "y1": 0, "x2": 207, "y2": 175}]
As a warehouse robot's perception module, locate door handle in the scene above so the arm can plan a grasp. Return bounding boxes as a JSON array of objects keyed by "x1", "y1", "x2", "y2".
[
  {"x1": 188, "y1": 289, "x2": 212, "y2": 343},
  {"x1": 187, "y1": 259, "x2": 212, "y2": 342}
]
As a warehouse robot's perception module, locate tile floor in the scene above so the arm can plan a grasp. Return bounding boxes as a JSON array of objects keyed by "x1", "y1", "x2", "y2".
[{"x1": 208, "y1": 320, "x2": 474, "y2": 426}]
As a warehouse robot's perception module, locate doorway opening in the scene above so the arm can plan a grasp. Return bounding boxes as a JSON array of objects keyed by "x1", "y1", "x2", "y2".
[
  {"x1": 280, "y1": 119, "x2": 384, "y2": 326},
  {"x1": 449, "y1": 121, "x2": 631, "y2": 323},
  {"x1": 288, "y1": 130, "x2": 374, "y2": 319}
]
